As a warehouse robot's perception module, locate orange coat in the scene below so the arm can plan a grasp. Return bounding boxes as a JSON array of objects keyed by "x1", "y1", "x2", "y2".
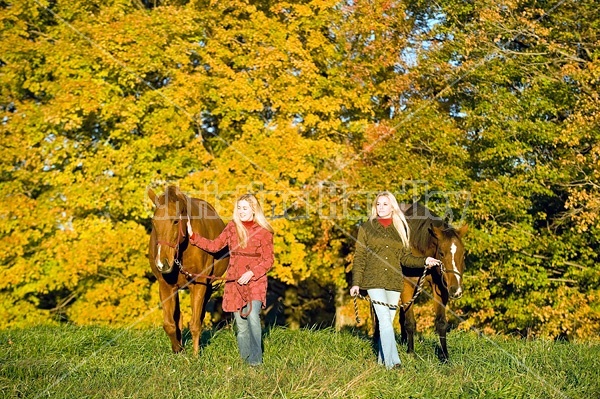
[{"x1": 190, "y1": 221, "x2": 274, "y2": 312}]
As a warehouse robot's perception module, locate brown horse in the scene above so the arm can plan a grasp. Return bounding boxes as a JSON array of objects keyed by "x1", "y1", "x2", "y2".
[
  {"x1": 148, "y1": 186, "x2": 229, "y2": 354},
  {"x1": 399, "y1": 202, "x2": 467, "y2": 362}
]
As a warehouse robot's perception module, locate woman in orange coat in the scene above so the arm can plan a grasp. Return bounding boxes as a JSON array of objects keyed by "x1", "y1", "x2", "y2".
[{"x1": 187, "y1": 194, "x2": 274, "y2": 366}]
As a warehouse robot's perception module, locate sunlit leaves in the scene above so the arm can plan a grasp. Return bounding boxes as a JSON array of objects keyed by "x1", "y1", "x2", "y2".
[{"x1": 1, "y1": 0, "x2": 599, "y2": 339}]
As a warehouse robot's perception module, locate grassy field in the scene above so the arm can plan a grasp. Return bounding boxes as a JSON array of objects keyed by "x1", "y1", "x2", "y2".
[{"x1": 0, "y1": 324, "x2": 598, "y2": 399}]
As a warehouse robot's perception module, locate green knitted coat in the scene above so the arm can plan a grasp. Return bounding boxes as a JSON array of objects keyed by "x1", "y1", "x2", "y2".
[{"x1": 352, "y1": 219, "x2": 426, "y2": 292}]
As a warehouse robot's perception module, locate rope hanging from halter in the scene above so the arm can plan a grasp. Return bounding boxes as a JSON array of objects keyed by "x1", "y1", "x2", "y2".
[
  {"x1": 176, "y1": 258, "x2": 255, "y2": 317},
  {"x1": 155, "y1": 212, "x2": 254, "y2": 316},
  {"x1": 352, "y1": 265, "x2": 429, "y2": 325},
  {"x1": 171, "y1": 214, "x2": 233, "y2": 283},
  {"x1": 175, "y1": 214, "x2": 256, "y2": 317}
]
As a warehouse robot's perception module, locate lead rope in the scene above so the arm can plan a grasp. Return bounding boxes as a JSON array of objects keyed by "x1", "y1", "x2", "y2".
[
  {"x1": 352, "y1": 265, "x2": 429, "y2": 324},
  {"x1": 177, "y1": 214, "x2": 235, "y2": 283}
]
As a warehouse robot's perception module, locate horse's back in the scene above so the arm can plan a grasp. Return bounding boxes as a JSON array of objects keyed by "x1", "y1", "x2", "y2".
[
  {"x1": 403, "y1": 202, "x2": 444, "y2": 254},
  {"x1": 403, "y1": 202, "x2": 445, "y2": 227}
]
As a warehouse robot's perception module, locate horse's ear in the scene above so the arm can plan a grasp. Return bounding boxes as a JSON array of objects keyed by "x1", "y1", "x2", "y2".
[
  {"x1": 399, "y1": 202, "x2": 410, "y2": 212},
  {"x1": 148, "y1": 188, "x2": 159, "y2": 207},
  {"x1": 457, "y1": 224, "x2": 468, "y2": 238},
  {"x1": 431, "y1": 225, "x2": 443, "y2": 239}
]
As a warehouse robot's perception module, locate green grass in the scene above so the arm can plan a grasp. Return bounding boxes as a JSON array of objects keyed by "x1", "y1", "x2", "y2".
[{"x1": 1, "y1": 325, "x2": 598, "y2": 398}]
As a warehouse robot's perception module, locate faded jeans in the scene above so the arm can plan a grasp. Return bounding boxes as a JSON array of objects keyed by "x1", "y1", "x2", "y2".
[
  {"x1": 367, "y1": 288, "x2": 401, "y2": 369},
  {"x1": 233, "y1": 300, "x2": 263, "y2": 365}
]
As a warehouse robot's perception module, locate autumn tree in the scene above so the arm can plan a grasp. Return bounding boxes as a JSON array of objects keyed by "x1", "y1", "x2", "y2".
[
  {"x1": 0, "y1": 0, "x2": 359, "y2": 328},
  {"x1": 1, "y1": 0, "x2": 598, "y2": 339},
  {"x1": 366, "y1": 0, "x2": 600, "y2": 338}
]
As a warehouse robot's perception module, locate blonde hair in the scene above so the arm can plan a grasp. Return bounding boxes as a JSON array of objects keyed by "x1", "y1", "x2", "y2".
[
  {"x1": 232, "y1": 194, "x2": 274, "y2": 248},
  {"x1": 369, "y1": 191, "x2": 410, "y2": 247}
]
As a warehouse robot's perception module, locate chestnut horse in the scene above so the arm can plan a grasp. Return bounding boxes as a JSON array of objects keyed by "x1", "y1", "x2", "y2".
[
  {"x1": 399, "y1": 202, "x2": 467, "y2": 362},
  {"x1": 148, "y1": 186, "x2": 229, "y2": 354}
]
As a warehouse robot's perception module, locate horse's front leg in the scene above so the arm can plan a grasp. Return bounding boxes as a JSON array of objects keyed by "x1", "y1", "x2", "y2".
[
  {"x1": 189, "y1": 282, "x2": 209, "y2": 356},
  {"x1": 400, "y1": 278, "x2": 417, "y2": 354},
  {"x1": 159, "y1": 281, "x2": 184, "y2": 353},
  {"x1": 399, "y1": 305, "x2": 407, "y2": 344},
  {"x1": 434, "y1": 288, "x2": 450, "y2": 362}
]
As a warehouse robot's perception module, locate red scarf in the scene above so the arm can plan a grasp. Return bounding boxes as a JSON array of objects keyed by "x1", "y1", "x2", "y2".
[
  {"x1": 242, "y1": 220, "x2": 255, "y2": 228},
  {"x1": 377, "y1": 217, "x2": 393, "y2": 227}
]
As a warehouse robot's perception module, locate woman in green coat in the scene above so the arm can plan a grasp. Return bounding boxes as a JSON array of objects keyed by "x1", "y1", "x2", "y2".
[{"x1": 350, "y1": 191, "x2": 440, "y2": 369}]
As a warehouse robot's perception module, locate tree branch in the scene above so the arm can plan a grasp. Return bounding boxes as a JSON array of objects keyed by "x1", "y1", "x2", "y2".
[
  {"x1": 50, "y1": 291, "x2": 78, "y2": 313},
  {"x1": 517, "y1": 251, "x2": 588, "y2": 270}
]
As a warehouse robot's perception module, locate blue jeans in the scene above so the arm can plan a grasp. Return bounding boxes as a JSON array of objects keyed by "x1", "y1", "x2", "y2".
[
  {"x1": 367, "y1": 288, "x2": 401, "y2": 369},
  {"x1": 233, "y1": 300, "x2": 263, "y2": 365}
]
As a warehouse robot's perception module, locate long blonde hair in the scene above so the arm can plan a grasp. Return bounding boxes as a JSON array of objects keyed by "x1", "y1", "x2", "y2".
[
  {"x1": 232, "y1": 194, "x2": 274, "y2": 248},
  {"x1": 369, "y1": 191, "x2": 410, "y2": 248}
]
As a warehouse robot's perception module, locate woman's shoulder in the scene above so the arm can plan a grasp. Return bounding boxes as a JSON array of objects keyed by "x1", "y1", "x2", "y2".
[
  {"x1": 240, "y1": 221, "x2": 273, "y2": 237},
  {"x1": 359, "y1": 219, "x2": 376, "y2": 231},
  {"x1": 223, "y1": 221, "x2": 236, "y2": 232},
  {"x1": 257, "y1": 224, "x2": 274, "y2": 237}
]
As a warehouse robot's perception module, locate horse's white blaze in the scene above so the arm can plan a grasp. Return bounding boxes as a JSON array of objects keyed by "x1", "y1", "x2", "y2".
[
  {"x1": 156, "y1": 246, "x2": 164, "y2": 271},
  {"x1": 450, "y1": 242, "x2": 461, "y2": 292}
]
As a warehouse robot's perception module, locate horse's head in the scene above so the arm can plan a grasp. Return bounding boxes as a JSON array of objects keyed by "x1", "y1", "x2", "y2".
[
  {"x1": 432, "y1": 224, "x2": 468, "y2": 299},
  {"x1": 148, "y1": 186, "x2": 189, "y2": 274}
]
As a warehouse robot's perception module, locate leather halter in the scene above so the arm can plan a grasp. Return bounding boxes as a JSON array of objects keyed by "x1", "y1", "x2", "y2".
[
  {"x1": 433, "y1": 234, "x2": 463, "y2": 292},
  {"x1": 156, "y1": 215, "x2": 187, "y2": 260}
]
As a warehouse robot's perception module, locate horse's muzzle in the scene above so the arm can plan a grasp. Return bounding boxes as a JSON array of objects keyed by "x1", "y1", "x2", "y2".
[
  {"x1": 449, "y1": 286, "x2": 463, "y2": 299},
  {"x1": 156, "y1": 257, "x2": 175, "y2": 274}
]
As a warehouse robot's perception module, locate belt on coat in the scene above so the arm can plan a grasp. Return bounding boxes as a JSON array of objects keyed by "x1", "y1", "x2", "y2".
[{"x1": 230, "y1": 251, "x2": 261, "y2": 258}]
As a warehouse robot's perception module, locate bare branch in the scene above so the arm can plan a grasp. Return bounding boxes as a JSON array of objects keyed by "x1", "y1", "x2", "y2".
[{"x1": 517, "y1": 251, "x2": 588, "y2": 270}]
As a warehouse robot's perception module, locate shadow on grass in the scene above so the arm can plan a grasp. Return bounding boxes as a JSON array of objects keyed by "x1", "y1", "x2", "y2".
[
  {"x1": 180, "y1": 316, "x2": 235, "y2": 351},
  {"x1": 338, "y1": 325, "x2": 379, "y2": 358}
]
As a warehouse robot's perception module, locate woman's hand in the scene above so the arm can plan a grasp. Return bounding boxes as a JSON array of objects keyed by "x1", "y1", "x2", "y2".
[
  {"x1": 186, "y1": 219, "x2": 193, "y2": 236},
  {"x1": 425, "y1": 257, "x2": 441, "y2": 268},
  {"x1": 349, "y1": 285, "x2": 360, "y2": 296},
  {"x1": 238, "y1": 270, "x2": 254, "y2": 285}
]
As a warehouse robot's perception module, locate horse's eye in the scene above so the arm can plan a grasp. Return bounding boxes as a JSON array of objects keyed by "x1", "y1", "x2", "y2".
[
  {"x1": 173, "y1": 220, "x2": 179, "y2": 225},
  {"x1": 439, "y1": 252, "x2": 445, "y2": 258}
]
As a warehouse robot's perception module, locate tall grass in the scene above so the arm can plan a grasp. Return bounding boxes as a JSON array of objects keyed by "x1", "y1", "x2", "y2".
[{"x1": 1, "y1": 325, "x2": 598, "y2": 398}]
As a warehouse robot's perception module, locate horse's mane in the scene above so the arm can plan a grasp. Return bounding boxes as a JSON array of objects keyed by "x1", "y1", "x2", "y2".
[
  {"x1": 154, "y1": 185, "x2": 190, "y2": 215},
  {"x1": 157, "y1": 185, "x2": 219, "y2": 219},
  {"x1": 404, "y1": 202, "x2": 456, "y2": 253},
  {"x1": 156, "y1": 185, "x2": 180, "y2": 205}
]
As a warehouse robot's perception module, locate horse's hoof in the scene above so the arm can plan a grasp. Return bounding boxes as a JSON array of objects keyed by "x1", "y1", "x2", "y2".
[{"x1": 437, "y1": 353, "x2": 449, "y2": 363}]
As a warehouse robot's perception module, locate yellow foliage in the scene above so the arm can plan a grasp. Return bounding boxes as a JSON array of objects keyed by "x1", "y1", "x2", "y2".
[{"x1": 1, "y1": 0, "x2": 599, "y2": 342}]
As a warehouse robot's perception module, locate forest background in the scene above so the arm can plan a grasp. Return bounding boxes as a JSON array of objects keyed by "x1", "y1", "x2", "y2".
[{"x1": 1, "y1": 0, "x2": 598, "y2": 340}]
